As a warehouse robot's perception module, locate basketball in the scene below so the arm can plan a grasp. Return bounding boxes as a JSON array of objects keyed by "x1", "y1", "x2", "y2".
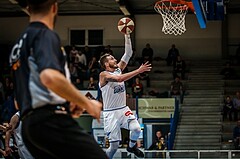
[{"x1": 117, "y1": 17, "x2": 135, "y2": 35}]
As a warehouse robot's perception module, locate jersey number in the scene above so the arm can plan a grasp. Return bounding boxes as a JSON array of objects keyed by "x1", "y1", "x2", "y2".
[{"x1": 125, "y1": 111, "x2": 133, "y2": 116}]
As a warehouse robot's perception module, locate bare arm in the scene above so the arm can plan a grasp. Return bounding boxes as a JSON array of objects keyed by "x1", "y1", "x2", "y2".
[
  {"x1": 5, "y1": 114, "x2": 19, "y2": 155},
  {"x1": 40, "y1": 69, "x2": 102, "y2": 120},
  {"x1": 99, "y1": 62, "x2": 151, "y2": 87}
]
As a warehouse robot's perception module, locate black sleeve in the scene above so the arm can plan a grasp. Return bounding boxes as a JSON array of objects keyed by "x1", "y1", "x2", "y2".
[{"x1": 34, "y1": 30, "x2": 63, "y2": 73}]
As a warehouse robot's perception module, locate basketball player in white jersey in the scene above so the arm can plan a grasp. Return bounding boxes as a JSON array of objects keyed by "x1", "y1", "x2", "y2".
[
  {"x1": 5, "y1": 111, "x2": 34, "y2": 159},
  {"x1": 99, "y1": 34, "x2": 151, "y2": 159}
]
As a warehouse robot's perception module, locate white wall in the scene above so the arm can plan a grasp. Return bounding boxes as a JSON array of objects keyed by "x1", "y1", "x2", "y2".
[
  {"x1": 0, "y1": 17, "x2": 28, "y2": 44},
  {"x1": 134, "y1": 14, "x2": 222, "y2": 60},
  {"x1": 0, "y1": 14, "x2": 239, "y2": 60}
]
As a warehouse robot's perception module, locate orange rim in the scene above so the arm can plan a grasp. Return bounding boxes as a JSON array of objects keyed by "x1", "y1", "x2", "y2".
[{"x1": 155, "y1": 0, "x2": 194, "y2": 12}]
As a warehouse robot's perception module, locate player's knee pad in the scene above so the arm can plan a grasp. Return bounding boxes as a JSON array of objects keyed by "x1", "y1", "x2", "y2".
[
  {"x1": 129, "y1": 120, "x2": 141, "y2": 140},
  {"x1": 129, "y1": 120, "x2": 141, "y2": 133}
]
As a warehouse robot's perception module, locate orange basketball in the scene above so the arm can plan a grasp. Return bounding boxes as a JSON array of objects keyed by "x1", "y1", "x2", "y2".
[{"x1": 117, "y1": 17, "x2": 135, "y2": 34}]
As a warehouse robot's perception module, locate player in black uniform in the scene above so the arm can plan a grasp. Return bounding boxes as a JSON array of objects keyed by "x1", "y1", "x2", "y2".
[{"x1": 9, "y1": 0, "x2": 107, "y2": 158}]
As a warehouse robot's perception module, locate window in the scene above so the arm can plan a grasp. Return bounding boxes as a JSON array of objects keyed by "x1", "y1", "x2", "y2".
[
  {"x1": 69, "y1": 29, "x2": 103, "y2": 46},
  {"x1": 88, "y1": 30, "x2": 103, "y2": 45},
  {"x1": 70, "y1": 29, "x2": 85, "y2": 46}
]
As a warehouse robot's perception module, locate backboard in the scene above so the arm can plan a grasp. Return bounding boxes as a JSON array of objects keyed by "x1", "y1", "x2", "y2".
[{"x1": 192, "y1": 0, "x2": 225, "y2": 28}]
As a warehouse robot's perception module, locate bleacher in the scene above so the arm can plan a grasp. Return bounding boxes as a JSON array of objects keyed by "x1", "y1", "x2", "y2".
[
  {"x1": 222, "y1": 78, "x2": 240, "y2": 150},
  {"x1": 90, "y1": 57, "x2": 240, "y2": 158},
  {"x1": 173, "y1": 60, "x2": 224, "y2": 158},
  {"x1": 127, "y1": 58, "x2": 190, "y2": 98},
  {"x1": 126, "y1": 58, "x2": 240, "y2": 158}
]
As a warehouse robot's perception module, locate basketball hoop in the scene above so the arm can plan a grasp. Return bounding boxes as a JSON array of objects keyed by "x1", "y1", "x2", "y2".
[{"x1": 154, "y1": 0, "x2": 191, "y2": 35}]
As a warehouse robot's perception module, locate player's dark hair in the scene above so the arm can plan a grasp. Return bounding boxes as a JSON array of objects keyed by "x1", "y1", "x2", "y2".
[
  {"x1": 27, "y1": 0, "x2": 57, "y2": 14},
  {"x1": 99, "y1": 53, "x2": 110, "y2": 69}
]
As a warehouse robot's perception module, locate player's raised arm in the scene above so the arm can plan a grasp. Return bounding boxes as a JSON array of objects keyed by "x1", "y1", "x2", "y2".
[
  {"x1": 118, "y1": 34, "x2": 133, "y2": 71},
  {"x1": 100, "y1": 61, "x2": 151, "y2": 85}
]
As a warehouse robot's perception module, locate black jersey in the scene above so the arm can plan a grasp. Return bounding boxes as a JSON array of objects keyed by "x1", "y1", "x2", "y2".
[{"x1": 9, "y1": 22, "x2": 70, "y2": 116}]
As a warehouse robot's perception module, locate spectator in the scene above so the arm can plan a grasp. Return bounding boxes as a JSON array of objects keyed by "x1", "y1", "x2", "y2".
[
  {"x1": 233, "y1": 120, "x2": 240, "y2": 149},
  {"x1": 137, "y1": 72, "x2": 150, "y2": 87},
  {"x1": 69, "y1": 63, "x2": 79, "y2": 82},
  {"x1": 87, "y1": 56, "x2": 100, "y2": 80},
  {"x1": 142, "y1": 43, "x2": 154, "y2": 64},
  {"x1": 148, "y1": 130, "x2": 166, "y2": 158},
  {"x1": 69, "y1": 46, "x2": 78, "y2": 63},
  {"x1": 223, "y1": 95, "x2": 234, "y2": 121},
  {"x1": 104, "y1": 45, "x2": 113, "y2": 56},
  {"x1": 220, "y1": 62, "x2": 236, "y2": 79},
  {"x1": 172, "y1": 55, "x2": 186, "y2": 80},
  {"x1": 169, "y1": 76, "x2": 184, "y2": 104},
  {"x1": 83, "y1": 46, "x2": 93, "y2": 65},
  {"x1": 74, "y1": 50, "x2": 88, "y2": 80},
  {"x1": 132, "y1": 77, "x2": 144, "y2": 98},
  {"x1": 73, "y1": 78, "x2": 84, "y2": 90},
  {"x1": 75, "y1": 49, "x2": 87, "y2": 69},
  {"x1": 87, "y1": 77, "x2": 98, "y2": 90},
  {"x1": 166, "y1": 44, "x2": 179, "y2": 66},
  {"x1": 233, "y1": 91, "x2": 240, "y2": 121}
]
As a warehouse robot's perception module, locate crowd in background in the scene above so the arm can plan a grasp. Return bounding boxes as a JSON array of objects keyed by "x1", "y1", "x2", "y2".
[{"x1": 1, "y1": 42, "x2": 240, "y2": 157}]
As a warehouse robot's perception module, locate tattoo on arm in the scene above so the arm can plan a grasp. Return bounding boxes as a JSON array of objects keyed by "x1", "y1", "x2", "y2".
[{"x1": 106, "y1": 77, "x2": 118, "y2": 82}]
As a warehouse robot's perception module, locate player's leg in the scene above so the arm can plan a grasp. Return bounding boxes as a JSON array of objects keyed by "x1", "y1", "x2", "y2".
[
  {"x1": 103, "y1": 111, "x2": 121, "y2": 159},
  {"x1": 126, "y1": 119, "x2": 144, "y2": 158},
  {"x1": 105, "y1": 141, "x2": 120, "y2": 159},
  {"x1": 128, "y1": 119, "x2": 141, "y2": 148}
]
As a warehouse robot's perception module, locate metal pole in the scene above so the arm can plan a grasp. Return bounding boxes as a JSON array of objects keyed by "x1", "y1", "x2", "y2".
[{"x1": 228, "y1": 150, "x2": 232, "y2": 159}]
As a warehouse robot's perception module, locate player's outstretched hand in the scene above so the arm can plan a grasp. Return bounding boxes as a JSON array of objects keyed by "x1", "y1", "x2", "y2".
[{"x1": 137, "y1": 61, "x2": 152, "y2": 73}]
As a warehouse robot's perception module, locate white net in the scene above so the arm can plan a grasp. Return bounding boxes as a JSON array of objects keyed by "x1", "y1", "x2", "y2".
[{"x1": 154, "y1": 0, "x2": 188, "y2": 35}]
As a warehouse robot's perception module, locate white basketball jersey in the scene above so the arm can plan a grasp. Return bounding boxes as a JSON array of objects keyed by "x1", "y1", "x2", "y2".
[
  {"x1": 100, "y1": 68, "x2": 126, "y2": 110},
  {"x1": 14, "y1": 111, "x2": 24, "y2": 147},
  {"x1": 14, "y1": 111, "x2": 34, "y2": 159}
]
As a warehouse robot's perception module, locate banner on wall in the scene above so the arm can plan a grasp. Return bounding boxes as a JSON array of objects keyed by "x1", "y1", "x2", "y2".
[{"x1": 138, "y1": 98, "x2": 175, "y2": 118}]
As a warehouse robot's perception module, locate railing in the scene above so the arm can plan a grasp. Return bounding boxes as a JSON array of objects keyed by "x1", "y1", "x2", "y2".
[
  {"x1": 168, "y1": 98, "x2": 179, "y2": 150},
  {"x1": 145, "y1": 150, "x2": 240, "y2": 159},
  {"x1": 106, "y1": 149, "x2": 240, "y2": 159}
]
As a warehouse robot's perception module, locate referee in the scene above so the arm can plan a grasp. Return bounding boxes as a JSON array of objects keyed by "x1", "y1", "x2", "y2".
[{"x1": 9, "y1": 0, "x2": 107, "y2": 158}]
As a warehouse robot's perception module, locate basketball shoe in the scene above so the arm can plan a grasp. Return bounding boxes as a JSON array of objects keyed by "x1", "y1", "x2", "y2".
[{"x1": 126, "y1": 144, "x2": 144, "y2": 158}]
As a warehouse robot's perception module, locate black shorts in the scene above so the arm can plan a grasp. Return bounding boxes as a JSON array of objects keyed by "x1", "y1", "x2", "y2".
[{"x1": 21, "y1": 104, "x2": 108, "y2": 159}]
